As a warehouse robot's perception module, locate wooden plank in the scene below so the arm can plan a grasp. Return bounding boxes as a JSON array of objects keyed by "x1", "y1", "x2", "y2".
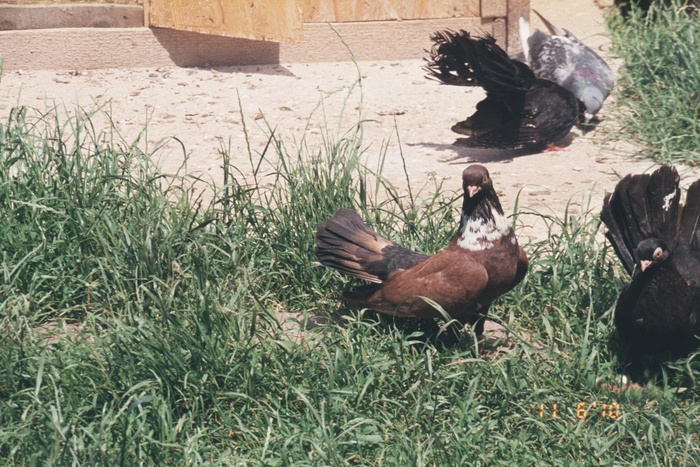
[
  {"x1": 148, "y1": 0, "x2": 302, "y2": 43},
  {"x1": 480, "y1": 0, "x2": 506, "y2": 18},
  {"x1": 302, "y1": 0, "x2": 480, "y2": 22},
  {"x1": 281, "y1": 17, "x2": 489, "y2": 62},
  {"x1": 0, "y1": 27, "x2": 279, "y2": 69},
  {"x1": 0, "y1": 17, "x2": 494, "y2": 70},
  {"x1": 1, "y1": 0, "x2": 141, "y2": 4},
  {"x1": 0, "y1": 5, "x2": 142, "y2": 30}
]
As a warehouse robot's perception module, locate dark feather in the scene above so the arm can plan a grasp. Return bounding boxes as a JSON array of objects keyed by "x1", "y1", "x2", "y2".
[
  {"x1": 680, "y1": 178, "x2": 700, "y2": 249},
  {"x1": 646, "y1": 165, "x2": 681, "y2": 244},
  {"x1": 601, "y1": 174, "x2": 648, "y2": 275},
  {"x1": 601, "y1": 188, "x2": 636, "y2": 275}
]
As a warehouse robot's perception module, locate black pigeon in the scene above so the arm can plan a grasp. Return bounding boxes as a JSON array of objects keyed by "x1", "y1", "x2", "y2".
[
  {"x1": 519, "y1": 10, "x2": 615, "y2": 122},
  {"x1": 601, "y1": 165, "x2": 700, "y2": 361},
  {"x1": 425, "y1": 29, "x2": 583, "y2": 152}
]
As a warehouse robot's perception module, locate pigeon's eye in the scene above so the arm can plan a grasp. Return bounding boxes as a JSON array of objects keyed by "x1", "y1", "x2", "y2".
[
  {"x1": 653, "y1": 247, "x2": 663, "y2": 260},
  {"x1": 482, "y1": 176, "x2": 489, "y2": 185}
]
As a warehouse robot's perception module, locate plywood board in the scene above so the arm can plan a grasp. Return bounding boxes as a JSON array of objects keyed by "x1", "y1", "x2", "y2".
[
  {"x1": 480, "y1": 0, "x2": 506, "y2": 18},
  {"x1": 0, "y1": 5, "x2": 142, "y2": 30},
  {"x1": 302, "y1": 0, "x2": 480, "y2": 22},
  {"x1": 1, "y1": 0, "x2": 141, "y2": 4},
  {"x1": 148, "y1": 0, "x2": 302, "y2": 43},
  {"x1": 0, "y1": 17, "x2": 495, "y2": 70},
  {"x1": 282, "y1": 17, "x2": 488, "y2": 62}
]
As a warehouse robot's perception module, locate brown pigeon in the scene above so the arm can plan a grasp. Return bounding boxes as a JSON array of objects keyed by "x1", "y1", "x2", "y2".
[{"x1": 315, "y1": 164, "x2": 528, "y2": 335}]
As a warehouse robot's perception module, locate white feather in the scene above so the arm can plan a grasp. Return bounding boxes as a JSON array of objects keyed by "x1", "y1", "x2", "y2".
[
  {"x1": 457, "y1": 210, "x2": 512, "y2": 251},
  {"x1": 663, "y1": 191, "x2": 677, "y2": 211},
  {"x1": 519, "y1": 16, "x2": 531, "y2": 64}
]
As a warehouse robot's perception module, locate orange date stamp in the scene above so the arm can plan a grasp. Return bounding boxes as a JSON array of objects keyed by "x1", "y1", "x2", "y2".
[{"x1": 537, "y1": 402, "x2": 621, "y2": 420}]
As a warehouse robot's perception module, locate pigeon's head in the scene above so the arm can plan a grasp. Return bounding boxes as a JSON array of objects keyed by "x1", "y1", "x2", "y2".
[
  {"x1": 635, "y1": 238, "x2": 669, "y2": 273},
  {"x1": 578, "y1": 86, "x2": 606, "y2": 122},
  {"x1": 462, "y1": 164, "x2": 493, "y2": 199}
]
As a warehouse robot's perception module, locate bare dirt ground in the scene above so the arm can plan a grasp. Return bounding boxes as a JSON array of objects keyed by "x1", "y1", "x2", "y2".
[{"x1": 0, "y1": 0, "x2": 693, "y2": 243}]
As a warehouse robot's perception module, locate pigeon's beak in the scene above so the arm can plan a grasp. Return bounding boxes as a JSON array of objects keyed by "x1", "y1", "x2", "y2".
[
  {"x1": 640, "y1": 260, "x2": 652, "y2": 272},
  {"x1": 467, "y1": 185, "x2": 482, "y2": 198}
]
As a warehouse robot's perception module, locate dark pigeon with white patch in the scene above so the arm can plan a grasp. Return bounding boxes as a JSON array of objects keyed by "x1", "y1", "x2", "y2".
[
  {"x1": 519, "y1": 10, "x2": 615, "y2": 122},
  {"x1": 315, "y1": 165, "x2": 528, "y2": 336}
]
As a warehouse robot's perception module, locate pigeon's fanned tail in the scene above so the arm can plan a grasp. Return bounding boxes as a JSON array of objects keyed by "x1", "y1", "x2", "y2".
[
  {"x1": 315, "y1": 209, "x2": 429, "y2": 283},
  {"x1": 646, "y1": 165, "x2": 681, "y2": 244},
  {"x1": 601, "y1": 166, "x2": 682, "y2": 276},
  {"x1": 424, "y1": 29, "x2": 478, "y2": 87},
  {"x1": 601, "y1": 186, "x2": 637, "y2": 276},
  {"x1": 624, "y1": 173, "x2": 653, "y2": 245},
  {"x1": 602, "y1": 174, "x2": 651, "y2": 275},
  {"x1": 680, "y1": 179, "x2": 700, "y2": 249},
  {"x1": 471, "y1": 34, "x2": 536, "y2": 97},
  {"x1": 424, "y1": 29, "x2": 535, "y2": 97}
]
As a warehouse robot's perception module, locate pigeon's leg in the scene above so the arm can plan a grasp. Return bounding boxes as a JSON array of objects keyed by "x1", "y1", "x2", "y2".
[
  {"x1": 600, "y1": 374, "x2": 643, "y2": 393},
  {"x1": 543, "y1": 144, "x2": 567, "y2": 152},
  {"x1": 462, "y1": 307, "x2": 489, "y2": 337},
  {"x1": 472, "y1": 315, "x2": 486, "y2": 337}
]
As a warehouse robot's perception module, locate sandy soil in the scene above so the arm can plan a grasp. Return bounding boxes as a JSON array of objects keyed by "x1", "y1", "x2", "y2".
[{"x1": 0, "y1": 0, "x2": 694, "y2": 243}]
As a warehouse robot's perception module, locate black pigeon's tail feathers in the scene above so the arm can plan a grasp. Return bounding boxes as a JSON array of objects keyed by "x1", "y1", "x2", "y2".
[
  {"x1": 315, "y1": 209, "x2": 429, "y2": 283},
  {"x1": 425, "y1": 30, "x2": 535, "y2": 98},
  {"x1": 676, "y1": 178, "x2": 700, "y2": 287},
  {"x1": 601, "y1": 176, "x2": 638, "y2": 275},
  {"x1": 680, "y1": 178, "x2": 700, "y2": 249},
  {"x1": 601, "y1": 165, "x2": 681, "y2": 276},
  {"x1": 646, "y1": 165, "x2": 681, "y2": 242}
]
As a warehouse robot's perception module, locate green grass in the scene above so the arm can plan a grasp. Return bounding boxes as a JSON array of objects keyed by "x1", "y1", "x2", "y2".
[
  {"x1": 608, "y1": 0, "x2": 700, "y2": 165},
  {"x1": 2, "y1": 96, "x2": 700, "y2": 465}
]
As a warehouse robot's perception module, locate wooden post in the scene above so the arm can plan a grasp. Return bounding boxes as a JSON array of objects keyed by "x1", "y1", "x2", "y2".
[{"x1": 143, "y1": 0, "x2": 149, "y2": 27}]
